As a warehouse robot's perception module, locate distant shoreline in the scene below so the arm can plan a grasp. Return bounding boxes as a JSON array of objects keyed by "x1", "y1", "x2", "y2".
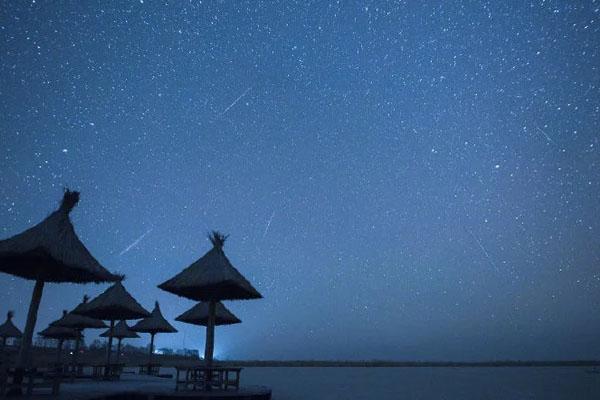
[
  {"x1": 219, "y1": 360, "x2": 600, "y2": 368},
  {"x1": 19, "y1": 346, "x2": 600, "y2": 368}
]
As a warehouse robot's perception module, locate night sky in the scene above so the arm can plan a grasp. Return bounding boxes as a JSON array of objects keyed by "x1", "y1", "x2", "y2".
[{"x1": 1, "y1": 1, "x2": 599, "y2": 362}]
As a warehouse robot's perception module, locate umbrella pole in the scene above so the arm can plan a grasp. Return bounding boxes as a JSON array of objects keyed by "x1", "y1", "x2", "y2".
[
  {"x1": 56, "y1": 339, "x2": 64, "y2": 365},
  {"x1": 72, "y1": 331, "x2": 81, "y2": 379},
  {"x1": 204, "y1": 300, "x2": 216, "y2": 367},
  {"x1": 203, "y1": 300, "x2": 216, "y2": 391},
  {"x1": 116, "y1": 338, "x2": 122, "y2": 364},
  {"x1": 148, "y1": 333, "x2": 155, "y2": 373},
  {"x1": 12, "y1": 279, "x2": 45, "y2": 393},
  {"x1": 105, "y1": 320, "x2": 114, "y2": 378}
]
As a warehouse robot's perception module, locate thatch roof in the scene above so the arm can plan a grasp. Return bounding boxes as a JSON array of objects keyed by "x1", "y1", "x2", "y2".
[
  {"x1": 39, "y1": 323, "x2": 81, "y2": 340},
  {"x1": 131, "y1": 301, "x2": 177, "y2": 334},
  {"x1": 99, "y1": 320, "x2": 139, "y2": 339},
  {"x1": 175, "y1": 301, "x2": 241, "y2": 326},
  {"x1": 72, "y1": 280, "x2": 150, "y2": 321},
  {"x1": 0, "y1": 311, "x2": 22, "y2": 339},
  {"x1": 50, "y1": 298, "x2": 107, "y2": 330},
  {"x1": 158, "y1": 231, "x2": 262, "y2": 301},
  {"x1": 0, "y1": 190, "x2": 122, "y2": 283}
]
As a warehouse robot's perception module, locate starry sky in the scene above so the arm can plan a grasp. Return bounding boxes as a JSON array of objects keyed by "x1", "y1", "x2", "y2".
[{"x1": 1, "y1": 1, "x2": 599, "y2": 362}]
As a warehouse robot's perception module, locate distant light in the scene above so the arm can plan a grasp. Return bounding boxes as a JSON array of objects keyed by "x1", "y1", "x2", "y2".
[
  {"x1": 62, "y1": 149, "x2": 68, "y2": 153},
  {"x1": 213, "y1": 346, "x2": 226, "y2": 360}
]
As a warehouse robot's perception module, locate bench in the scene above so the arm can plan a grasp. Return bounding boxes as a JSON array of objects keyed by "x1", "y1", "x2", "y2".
[{"x1": 175, "y1": 366, "x2": 242, "y2": 392}]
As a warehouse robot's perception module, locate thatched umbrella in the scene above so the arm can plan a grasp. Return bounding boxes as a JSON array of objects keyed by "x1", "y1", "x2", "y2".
[
  {"x1": 72, "y1": 280, "x2": 149, "y2": 374},
  {"x1": 0, "y1": 311, "x2": 22, "y2": 349},
  {"x1": 131, "y1": 301, "x2": 176, "y2": 370},
  {"x1": 99, "y1": 320, "x2": 139, "y2": 363},
  {"x1": 176, "y1": 301, "x2": 241, "y2": 327},
  {"x1": 39, "y1": 315, "x2": 82, "y2": 365},
  {"x1": 158, "y1": 231, "x2": 261, "y2": 367},
  {"x1": 0, "y1": 190, "x2": 121, "y2": 382},
  {"x1": 175, "y1": 302, "x2": 240, "y2": 365},
  {"x1": 50, "y1": 295, "x2": 106, "y2": 373}
]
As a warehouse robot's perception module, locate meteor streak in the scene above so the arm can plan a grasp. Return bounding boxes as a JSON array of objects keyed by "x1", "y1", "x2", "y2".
[
  {"x1": 119, "y1": 228, "x2": 153, "y2": 256},
  {"x1": 221, "y1": 87, "x2": 252, "y2": 116}
]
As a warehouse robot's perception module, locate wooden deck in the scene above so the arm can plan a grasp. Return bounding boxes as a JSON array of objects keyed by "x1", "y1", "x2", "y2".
[{"x1": 24, "y1": 373, "x2": 271, "y2": 400}]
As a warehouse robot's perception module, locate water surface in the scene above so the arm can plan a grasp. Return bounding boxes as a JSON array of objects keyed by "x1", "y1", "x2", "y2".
[{"x1": 236, "y1": 367, "x2": 599, "y2": 400}]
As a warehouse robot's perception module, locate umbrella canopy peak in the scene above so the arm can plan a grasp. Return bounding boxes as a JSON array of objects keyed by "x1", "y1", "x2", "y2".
[
  {"x1": 208, "y1": 231, "x2": 228, "y2": 250},
  {"x1": 59, "y1": 189, "x2": 80, "y2": 214},
  {"x1": 131, "y1": 301, "x2": 177, "y2": 334},
  {"x1": 158, "y1": 232, "x2": 262, "y2": 302}
]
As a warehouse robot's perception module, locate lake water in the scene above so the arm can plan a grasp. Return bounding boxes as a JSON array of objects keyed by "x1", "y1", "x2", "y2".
[{"x1": 235, "y1": 367, "x2": 600, "y2": 400}]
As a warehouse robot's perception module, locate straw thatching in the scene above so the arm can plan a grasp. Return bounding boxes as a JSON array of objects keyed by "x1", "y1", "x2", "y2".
[
  {"x1": 131, "y1": 301, "x2": 176, "y2": 369},
  {"x1": 39, "y1": 316, "x2": 82, "y2": 365},
  {"x1": 158, "y1": 231, "x2": 262, "y2": 369},
  {"x1": 0, "y1": 311, "x2": 22, "y2": 339},
  {"x1": 0, "y1": 190, "x2": 122, "y2": 283},
  {"x1": 72, "y1": 280, "x2": 148, "y2": 372},
  {"x1": 176, "y1": 302, "x2": 241, "y2": 326},
  {"x1": 100, "y1": 320, "x2": 138, "y2": 364},
  {"x1": 131, "y1": 302, "x2": 177, "y2": 334},
  {"x1": 51, "y1": 297, "x2": 106, "y2": 375},
  {"x1": 50, "y1": 302, "x2": 107, "y2": 330},
  {"x1": 158, "y1": 231, "x2": 262, "y2": 301},
  {"x1": 99, "y1": 320, "x2": 139, "y2": 339},
  {"x1": 72, "y1": 280, "x2": 150, "y2": 321},
  {"x1": 0, "y1": 190, "x2": 121, "y2": 392},
  {"x1": 38, "y1": 325, "x2": 81, "y2": 341}
]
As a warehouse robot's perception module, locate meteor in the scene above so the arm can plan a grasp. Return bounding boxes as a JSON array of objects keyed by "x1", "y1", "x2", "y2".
[{"x1": 119, "y1": 228, "x2": 153, "y2": 256}]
